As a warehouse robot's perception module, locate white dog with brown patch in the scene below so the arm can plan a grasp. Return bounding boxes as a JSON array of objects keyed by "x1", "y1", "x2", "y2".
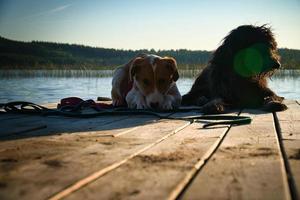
[{"x1": 111, "y1": 54, "x2": 181, "y2": 110}]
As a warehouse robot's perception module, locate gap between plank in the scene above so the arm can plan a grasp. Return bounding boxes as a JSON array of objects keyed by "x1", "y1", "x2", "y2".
[
  {"x1": 112, "y1": 126, "x2": 141, "y2": 137},
  {"x1": 47, "y1": 120, "x2": 192, "y2": 200},
  {"x1": 167, "y1": 124, "x2": 232, "y2": 200},
  {"x1": 167, "y1": 111, "x2": 242, "y2": 200},
  {"x1": 273, "y1": 112, "x2": 299, "y2": 200}
]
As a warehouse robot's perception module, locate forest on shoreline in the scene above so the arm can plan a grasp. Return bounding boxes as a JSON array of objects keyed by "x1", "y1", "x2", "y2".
[{"x1": 1, "y1": 36, "x2": 300, "y2": 70}]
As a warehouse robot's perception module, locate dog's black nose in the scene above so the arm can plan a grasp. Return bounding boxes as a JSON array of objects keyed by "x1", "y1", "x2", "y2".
[
  {"x1": 273, "y1": 61, "x2": 281, "y2": 69},
  {"x1": 150, "y1": 102, "x2": 159, "y2": 109}
]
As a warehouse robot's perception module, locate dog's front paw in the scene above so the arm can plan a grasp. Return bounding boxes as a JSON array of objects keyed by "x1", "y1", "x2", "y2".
[
  {"x1": 160, "y1": 95, "x2": 177, "y2": 110},
  {"x1": 127, "y1": 101, "x2": 147, "y2": 109},
  {"x1": 201, "y1": 98, "x2": 226, "y2": 114},
  {"x1": 136, "y1": 101, "x2": 148, "y2": 109},
  {"x1": 201, "y1": 103, "x2": 225, "y2": 114},
  {"x1": 263, "y1": 101, "x2": 288, "y2": 112},
  {"x1": 161, "y1": 100, "x2": 173, "y2": 110},
  {"x1": 112, "y1": 98, "x2": 126, "y2": 107},
  {"x1": 126, "y1": 89, "x2": 148, "y2": 109},
  {"x1": 127, "y1": 98, "x2": 147, "y2": 109},
  {"x1": 264, "y1": 95, "x2": 285, "y2": 103},
  {"x1": 278, "y1": 96, "x2": 285, "y2": 101},
  {"x1": 127, "y1": 102, "x2": 136, "y2": 109}
]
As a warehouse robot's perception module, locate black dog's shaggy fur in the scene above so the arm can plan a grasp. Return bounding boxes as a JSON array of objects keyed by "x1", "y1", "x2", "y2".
[{"x1": 182, "y1": 25, "x2": 287, "y2": 113}]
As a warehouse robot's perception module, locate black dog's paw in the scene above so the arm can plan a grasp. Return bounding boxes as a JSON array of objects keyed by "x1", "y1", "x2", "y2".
[
  {"x1": 201, "y1": 105, "x2": 223, "y2": 114},
  {"x1": 201, "y1": 99, "x2": 226, "y2": 114},
  {"x1": 262, "y1": 101, "x2": 288, "y2": 112},
  {"x1": 274, "y1": 96, "x2": 285, "y2": 102},
  {"x1": 264, "y1": 95, "x2": 285, "y2": 103}
]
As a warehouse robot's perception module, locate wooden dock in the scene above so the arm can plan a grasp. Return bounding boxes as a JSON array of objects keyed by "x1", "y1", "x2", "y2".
[{"x1": 0, "y1": 100, "x2": 299, "y2": 200}]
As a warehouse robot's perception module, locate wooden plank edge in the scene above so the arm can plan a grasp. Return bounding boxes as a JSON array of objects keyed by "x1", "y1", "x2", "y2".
[
  {"x1": 273, "y1": 112, "x2": 299, "y2": 200},
  {"x1": 47, "y1": 120, "x2": 192, "y2": 200},
  {"x1": 98, "y1": 126, "x2": 142, "y2": 137}
]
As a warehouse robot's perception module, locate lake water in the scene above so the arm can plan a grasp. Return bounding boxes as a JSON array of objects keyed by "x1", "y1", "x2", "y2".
[{"x1": 0, "y1": 70, "x2": 299, "y2": 104}]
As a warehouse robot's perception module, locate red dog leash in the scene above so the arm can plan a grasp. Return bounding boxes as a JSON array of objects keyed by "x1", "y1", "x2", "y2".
[{"x1": 57, "y1": 97, "x2": 114, "y2": 110}]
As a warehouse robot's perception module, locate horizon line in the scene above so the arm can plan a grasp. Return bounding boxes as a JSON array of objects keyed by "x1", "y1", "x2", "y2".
[{"x1": 1, "y1": 35, "x2": 299, "y2": 52}]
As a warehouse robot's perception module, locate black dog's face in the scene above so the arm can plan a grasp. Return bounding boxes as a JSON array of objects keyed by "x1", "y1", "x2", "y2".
[
  {"x1": 218, "y1": 25, "x2": 281, "y2": 78},
  {"x1": 233, "y1": 43, "x2": 281, "y2": 77}
]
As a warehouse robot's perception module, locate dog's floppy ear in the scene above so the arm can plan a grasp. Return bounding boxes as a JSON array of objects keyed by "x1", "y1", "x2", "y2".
[
  {"x1": 164, "y1": 57, "x2": 179, "y2": 81},
  {"x1": 129, "y1": 57, "x2": 143, "y2": 82}
]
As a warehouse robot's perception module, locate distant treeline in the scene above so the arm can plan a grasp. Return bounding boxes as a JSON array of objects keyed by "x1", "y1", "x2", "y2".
[{"x1": 0, "y1": 36, "x2": 300, "y2": 70}]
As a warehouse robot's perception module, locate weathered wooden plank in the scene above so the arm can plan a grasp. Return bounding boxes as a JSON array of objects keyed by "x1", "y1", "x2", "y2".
[
  {"x1": 0, "y1": 111, "x2": 172, "y2": 140},
  {"x1": 62, "y1": 114, "x2": 235, "y2": 200},
  {"x1": 0, "y1": 101, "x2": 172, "y2": 139},
  {"x1": 0, "y1": 115, "x2": 50, "y2": 137},
  {"x1": 0, "y1": 124, "x2": 47, "y2": 137},
  {"x1": 275, "y1": 100, "x2": 300, "y2": 198},
  {"x1": 0, "y1": 115, "x2": 155, "y2": 160},
  {"x1": 0, "y1": 115, "x2": 130, "y2": 139},
  {"x1": 181, "y1": 110, "x2": 290, "y2": 200},
  {"x1": 0, "y1": 117, "x2": 189, "y2": 200},
  {"x1": 0, "y1": 115, "x2": 156, "y2": 165},
  {"x1": 0, "y1": 113, "x2": 154, "y2": 198},
  {"x1": 49, "y1": 121, "x2": 190, "y2": 200},
  {"x1": 23, "y1": 115, "x2": 154, "y2": 138},
  {"x1": 0, "y1": 113, "x2": 29, "y2": 121}
]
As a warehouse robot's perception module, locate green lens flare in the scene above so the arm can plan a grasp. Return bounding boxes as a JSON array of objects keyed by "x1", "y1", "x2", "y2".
[{"x1": 234, "y1": 45, "x2": 264, "y2": 77}]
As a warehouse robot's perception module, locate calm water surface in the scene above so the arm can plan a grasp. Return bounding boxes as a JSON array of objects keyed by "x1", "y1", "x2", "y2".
[{"x1": 0, "y1": 70, "x2": 299, "y2": 104}]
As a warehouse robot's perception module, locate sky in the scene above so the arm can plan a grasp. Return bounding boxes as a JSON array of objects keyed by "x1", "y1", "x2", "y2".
[{"x1": 0, "y1": 0, "x2": 299, "y2": 50}]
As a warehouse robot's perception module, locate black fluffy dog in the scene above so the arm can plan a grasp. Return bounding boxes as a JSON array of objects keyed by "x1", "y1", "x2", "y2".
[{"x1": 182, "y1": 25, "x2": 287, "y2": 113}]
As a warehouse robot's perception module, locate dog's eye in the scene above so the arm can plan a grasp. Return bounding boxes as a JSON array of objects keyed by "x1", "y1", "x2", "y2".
[{"x1": 143, "y1": 79, "x2": 150, "y2": 86}]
